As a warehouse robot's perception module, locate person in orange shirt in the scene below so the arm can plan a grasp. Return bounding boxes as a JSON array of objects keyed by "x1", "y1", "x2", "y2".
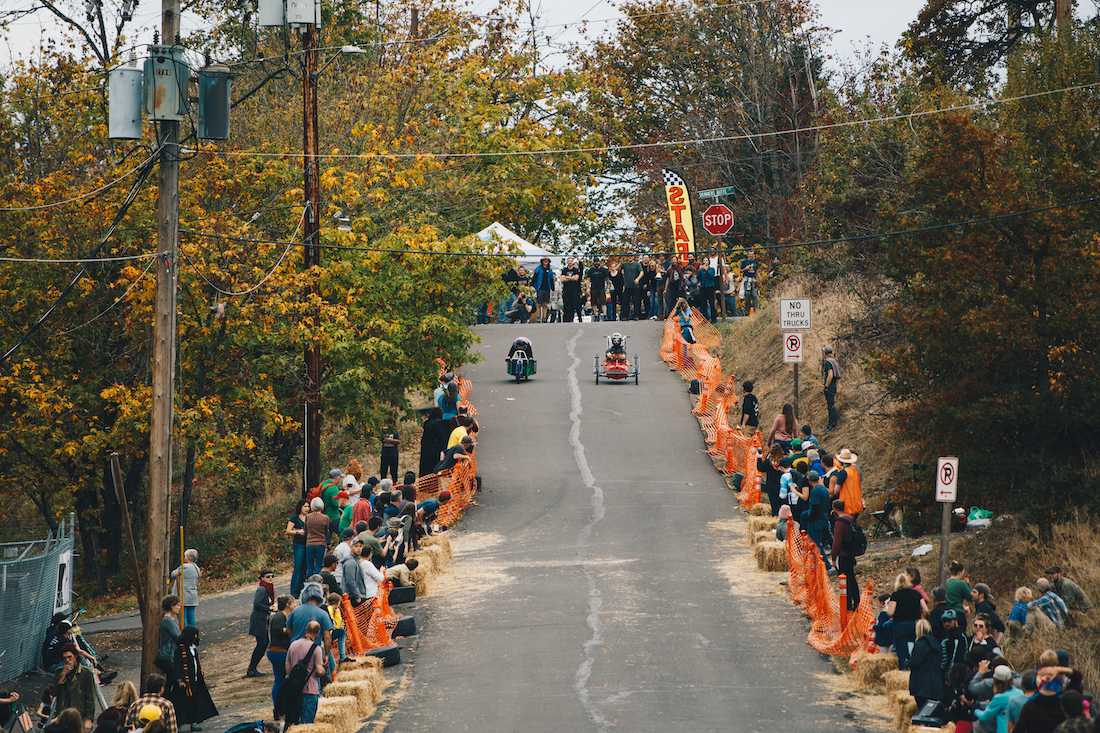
[{"x1": 830, "y1": 448, "x2": 864, "y2": 516}]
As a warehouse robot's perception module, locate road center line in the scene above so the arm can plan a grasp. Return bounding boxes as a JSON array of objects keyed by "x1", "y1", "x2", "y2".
[{"x1": 566, "y1": 327, "x2": 611, "y2": 732}]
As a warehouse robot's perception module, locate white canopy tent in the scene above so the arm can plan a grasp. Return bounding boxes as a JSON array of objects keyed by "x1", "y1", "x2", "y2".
[{"x1": 476, "y1": 222, "x2": 563, "y2": 271}]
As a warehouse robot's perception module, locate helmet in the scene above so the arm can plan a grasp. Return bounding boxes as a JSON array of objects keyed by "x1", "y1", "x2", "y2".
[{"x1": 611, "y1": 333, "x2": 623, "y2": 347}]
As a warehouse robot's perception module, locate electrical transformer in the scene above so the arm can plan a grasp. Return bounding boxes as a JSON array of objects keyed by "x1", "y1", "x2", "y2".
[
  {"x1": 107, "y1": 65, "x2": 143, "y2": 139},
  {"x1": 197, "y1": 65, "x2": 232, "y2": 140},
  {"x1": 143, "y1": 45, "x2": 190, "y2": 122},
  {"x1": 258, "y1": 0, "x2": 284, "y2": 27}
]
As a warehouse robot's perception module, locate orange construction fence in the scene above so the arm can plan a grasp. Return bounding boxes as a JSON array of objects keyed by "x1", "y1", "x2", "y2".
[
  {"x1": 342, "y1": 594, "x2": 393, "y2": 654},
  {"x1": 659, "y1": 309, "x2": 762, "y2": 508},
  {"x1": 660, "y1": 311, "x2": 875, "y2": 659},
  {"x1": 784, "y1": 520, "x2": 875, "y2": 656}
]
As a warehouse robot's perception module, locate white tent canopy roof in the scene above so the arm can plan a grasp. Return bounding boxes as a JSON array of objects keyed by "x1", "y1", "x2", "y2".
[{"x1": 476, "y1": 222, "x2": 563, "y2": 269}]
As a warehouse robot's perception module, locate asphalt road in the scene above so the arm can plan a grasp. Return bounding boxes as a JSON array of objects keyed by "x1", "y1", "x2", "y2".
[{"x1": 384, "y1": 321, "x2": 870, "y2": 733}]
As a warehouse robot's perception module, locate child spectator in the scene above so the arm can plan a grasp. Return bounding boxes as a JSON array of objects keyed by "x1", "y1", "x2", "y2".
[{"x1": 325, "y1": 594, "x2": 346, "y2": 663}]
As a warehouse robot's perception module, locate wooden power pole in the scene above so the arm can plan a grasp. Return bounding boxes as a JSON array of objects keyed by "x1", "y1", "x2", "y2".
[
  {"x1": 301, "y1": 25, "x2": 323, "y2": 493},
  {"x1": 144, "y1": 0, "x2": 181, "y2": 681},
  {"x1": 1055, "y1": 0, "x2": 1071, "y2": 39}
]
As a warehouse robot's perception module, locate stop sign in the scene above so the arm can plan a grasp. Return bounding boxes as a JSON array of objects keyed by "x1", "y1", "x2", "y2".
[{"x1": 702, "y1": 204, "x2": 734, "y2": 236}]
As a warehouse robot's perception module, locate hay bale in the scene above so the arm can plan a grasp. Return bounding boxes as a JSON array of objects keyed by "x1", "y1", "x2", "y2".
[
  {"x1": 338, "y1": 656, "x2": 382, "y2": 673},
  {"x1": 850, "y1": 650, "x2": 898, "y2": 690},
  {"x1": 747, "y1": 515, "x2": 778, "y2": 534},
  {"x1": 409, "y1": 552, "x2": 435, "y2": 596},
  {"x1": 748, "y1": 503, "x2": 772, "y2": 516},
  {"x1": 333, "y1": 667, "x2": 386, "y2": 703},
  {"x1": 753, "y1": 541, "x2": 788, "y2": 571},
  {"x1": 883, "y1": 670, "x2": 910, "y2": 694},
  {"x1": 422, "y1": 543, "x2": 448, "y2": 571},
  {"x1": 892, "y1": 691, "x2": 917, "y2": 733},
  {"x1": 323, "y1": 682, "x2": 375, "y2": 717},
  {"x1": 314, "y1": 696, "x2": 360, "y2": 733},
  {"x1": 420, "y1": 534, "x2": 452, "y2": 562},
  {"x1": 750, "y1": 530, "x2": 774, "y2": 546},
  {"x1": 289, "y1": 724, "x2": 336, "y2": 733}
]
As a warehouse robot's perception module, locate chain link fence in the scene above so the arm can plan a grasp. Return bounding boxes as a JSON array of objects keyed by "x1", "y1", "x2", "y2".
[{"x1": 0, "y1": 514, "x2": 74, "y2": 682}]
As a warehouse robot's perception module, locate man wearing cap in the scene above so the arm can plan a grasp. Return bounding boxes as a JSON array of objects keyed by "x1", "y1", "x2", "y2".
[
  {"x1": 830, "y1": 448, "x2": 864, "y2": 516},
  {"x1": 1045, "y1": 566, "x2": 1092, "y2": 612},
  {"x1": 939, "y1": 609, "x2": 970, "y2": 686},
  {"x1": 320, "y1": 469, "x2": 344, "y2": 534},
  {"x1": 126, "y1": 673, "x2": 177, "y2": 733},
  {"x1": 822, "y1": 345, "x2": 841, "y2": 429}
]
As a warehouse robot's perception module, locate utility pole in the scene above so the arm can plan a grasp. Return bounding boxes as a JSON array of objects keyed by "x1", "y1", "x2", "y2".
[
  {"x1": 301, "y1": 24, "x2": 323, "y2": 493},
  {"x1": 144, "y1": 0, "x2": 180, "y2": 681},
  {"x1": 1055, "y1": 0, "x2": 1071, "y2": 39}
]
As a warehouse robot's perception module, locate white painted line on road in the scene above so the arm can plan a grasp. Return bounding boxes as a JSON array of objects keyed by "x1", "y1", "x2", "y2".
[{"x1": 566, "y1": 326, "x2": 612, "y2": 733}]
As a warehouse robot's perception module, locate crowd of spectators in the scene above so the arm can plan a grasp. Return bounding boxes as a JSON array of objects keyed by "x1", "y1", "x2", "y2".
[
  {"x1": 868, "y1": 560, "x2": 1096, "y2": 732},
  {"x1": 489, "y1": 250, "x2": 767, "y2": 325}
]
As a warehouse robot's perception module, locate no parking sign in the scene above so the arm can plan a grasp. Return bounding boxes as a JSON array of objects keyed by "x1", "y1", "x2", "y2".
[{"x1": 783, "y1": 332, "x2": 803, "y2": 363}]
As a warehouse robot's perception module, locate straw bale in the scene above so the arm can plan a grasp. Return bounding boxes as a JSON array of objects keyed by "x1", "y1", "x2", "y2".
[
  {"x1": 422, "y1": 543, "x2": 448, "y2": 571},
  {"x1": 748, "y1": 503, "x2": 772, "y2": 516},
  {"x1": 333, "y1": 667, "x2": 386, "y2": 703},
  {"x1": 750, "y1": 530, "x2": 774, "y2": 546},
  {"x1": 409, "y1": 553, "x2": 435, "y2": 596},
  {"x1": 753, "y1": 541, "x2": 788, "y2": 571},
  {"x1": 883, "y1": 670, "x2": 910, "y2": 694},
  {"x1": 747, "y1": 515, "x2": 778, "y2": 535},
  {"x1": 420, "y1": 534, "x2": 453, "y2": 562},
  {"x1": 338, "y1": 656, "x2": 382, "y2": 673},
  {"x1": 892, "y1": 692, "x2": 917, "y2": 733},
  {"x1": 323, "y1": 682, "x2": 375, "y2": 717},
  {"x1": 850, "y1": 650, "x2": 898, "y2": 690},
  {"x1": 289, "y1": 724, "x2": 336, "y2": 733},
  {"x1": 314, "y1": 696, "x2": 360, "y2": 733}
]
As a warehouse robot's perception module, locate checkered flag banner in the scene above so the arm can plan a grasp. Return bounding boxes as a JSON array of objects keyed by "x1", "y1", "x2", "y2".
[{"x1": 662, "y1": 169, "x2": 685, "y2": 187}]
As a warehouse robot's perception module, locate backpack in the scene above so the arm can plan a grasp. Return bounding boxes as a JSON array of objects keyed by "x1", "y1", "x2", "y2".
[
  {"x1": 278, "y1": 642, "x2": 319, "y2": 725},
  {"x1": 844, "y1": 518, "x2": 867, "y2": 557},
  {"x1": 306, "y1": 484, "x2": 322, "y2": 502}
]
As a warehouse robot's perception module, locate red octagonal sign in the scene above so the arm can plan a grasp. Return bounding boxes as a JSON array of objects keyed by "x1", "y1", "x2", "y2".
[{"x1": 702, "y1": 203, "x2": 734, "y2": 236}]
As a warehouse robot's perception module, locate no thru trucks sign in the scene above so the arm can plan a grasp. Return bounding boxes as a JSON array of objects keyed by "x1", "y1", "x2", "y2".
[{"x1": 779, "y1": 299, "x2": 812, "y2": 330}]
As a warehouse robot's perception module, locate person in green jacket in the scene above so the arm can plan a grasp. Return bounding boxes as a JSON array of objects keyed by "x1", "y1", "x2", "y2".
[
  {"x1": 51, "y1": 645, "x2": 97, "y2": 724},
  {"x1": 320, "y1": 468, "x2": 343, "y2": 530}
]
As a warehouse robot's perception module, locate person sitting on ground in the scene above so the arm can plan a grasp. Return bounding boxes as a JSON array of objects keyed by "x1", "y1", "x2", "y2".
[
  {"x1": 799, "y1": 424, "x2": 819, "y2": 449},
  {"x1": 975, "y1": 665, "x2": 1024, "y2": 733},
  {"x1": 767, "y1": 403, "x2": 798, "y2": 449},
  {"x1": 908, "y1": 619, "x2": 944, "y2": 708},
  {"x1": 125, "y1": 674, "x2": 177, "y2": 733},
  {"x1": 507, "y1": 337, "x2": 534, "y2": 360},
  {"x1": 386, "y1": 558, "x2": 419, "y2": 587},
  {"x1": 47, "y1": 645, "x2": 97, "y2": 725},
  {"x1": 973, "y1": 583, "x2": 1005, "y2": 639},
  {"x1": 1044, "y1": 566, "x2": 1092, "y2": 613},
  {"x1": 1029, "y1": 578, "x2": 1069, "y2": 628},
  {"x1": 319, "y1": 555, "x2": 341, "y2": 596}
]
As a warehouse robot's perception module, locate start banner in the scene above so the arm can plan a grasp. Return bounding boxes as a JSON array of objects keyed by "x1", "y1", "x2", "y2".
[{"x1": 662, "y1": 168, "x2": 696, "y2": 264}]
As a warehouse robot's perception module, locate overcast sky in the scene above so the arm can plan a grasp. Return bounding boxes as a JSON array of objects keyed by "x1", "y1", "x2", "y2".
[{"x1": 3, "y1": 0, "x2": 925, "y2": 67}]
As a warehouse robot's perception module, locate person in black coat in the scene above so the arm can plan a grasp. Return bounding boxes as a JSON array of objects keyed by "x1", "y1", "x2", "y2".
[
  {"x1": 908, "y1": 619, "x2": 944, "y2": 707},
  {"x1": 246, "y1": 570, "x2": 275, "y2": 677},
  {"x1": 418, "y1": 407, "x2": 450, "y2": 477},
  {"x1": 169, "y1": 627, "x2": 218, "y2": 731}
]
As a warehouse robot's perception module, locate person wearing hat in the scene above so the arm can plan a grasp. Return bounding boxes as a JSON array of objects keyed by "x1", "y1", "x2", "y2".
[
  {"x1": 319, "y1": 469, "x2": 345, "y2": 534},
  {"x1": 822, "y1": 345, "x2": 841, "y2": 429},
  {"x1": 830, "y1": 448, "x2": 864, "y2": 516},
  {"x1": 973, "y1": 583, "x2": 1005, "y2": 638},
  {"x1": 939, "y1": 608, "x2": 970, "y2": 683},
  {"x1": 806, "y1": 448, "x2": 826, "y2": 477},
  {"x1": 125, "y1": 673, "x2": 177, "y2": 733},
  {"x1": 246, "y1": 570, "x2": 276, "y2": 677},
  {"x1": 974, "y1": 664, "x2": 1024, "y2": 733}
]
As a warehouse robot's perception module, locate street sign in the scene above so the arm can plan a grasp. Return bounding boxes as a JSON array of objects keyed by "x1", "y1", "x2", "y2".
[
  {"x1": 780, "y1": 299, "x2": 812, "y2": 330},
  {"x1": 701, "y1": 204, "x2": 735, "y2": 236},
  {"x1": 936, "y1": 457, "x2": 959, "y2": 503},
  {"x1": 699, "y1": 185, "x2": 737, "y2": 200},
  {"x1": 783, "y1": 332, "x2": 803, "y2": 363}
]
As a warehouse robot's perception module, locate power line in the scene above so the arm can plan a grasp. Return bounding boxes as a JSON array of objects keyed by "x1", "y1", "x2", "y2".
[
  {"x1": 0, "y1": 149, "x2": 158, "y2": 212},
  {"x1": 177, "y1": 194, "x2": 1100, "y2": 258},
  {"x1": 0, "y1": 145, "x2": 161, "y2": 366},
  {"x1": 0, "y1": 251, "x2": 162, "y2": 264},
  {"x1": 186, "y1": 81, "x2": 1100, "y2": 161},
  {"x1": 59, "y1": 254, "x2": 157, "y2": 335},
  {"x1": 179, "y1": 208, "x2": 305, "y2": 296}
]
